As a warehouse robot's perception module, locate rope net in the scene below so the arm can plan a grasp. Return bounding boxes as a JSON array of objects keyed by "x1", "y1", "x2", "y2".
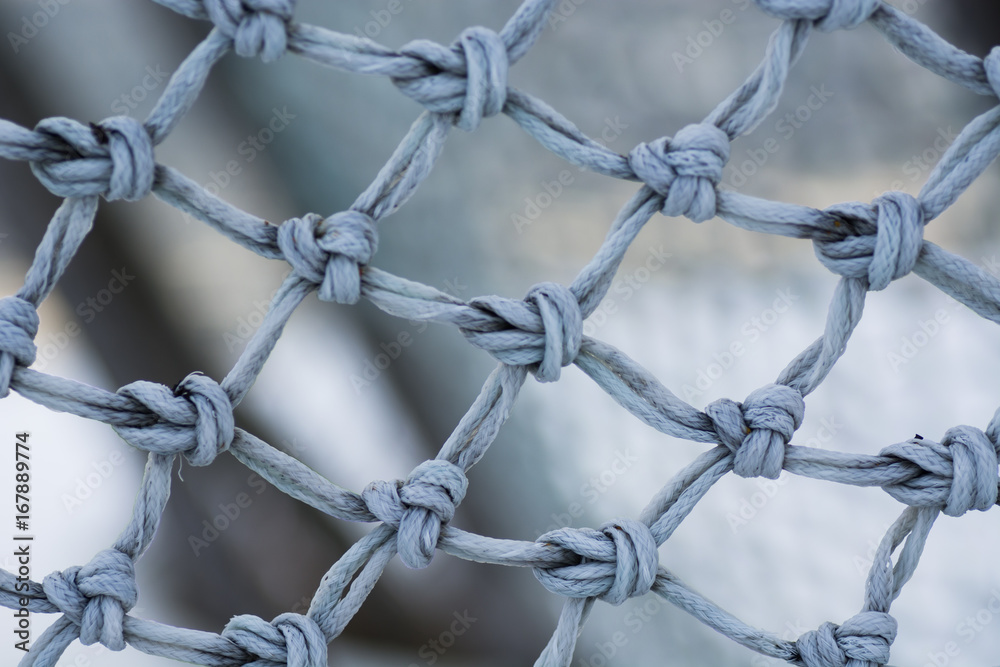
[{"x1": 1, "y1": 0, "x2": 999, "y2": 665}]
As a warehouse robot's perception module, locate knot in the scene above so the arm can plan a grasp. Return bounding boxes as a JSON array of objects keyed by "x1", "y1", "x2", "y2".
[
  {"x1": 222, "y1": 612, "x2": 327, "y2": 667},
  {"x1": 880, "y1": 426, "x2": 1000, "y2": 517},
  {"x1": 463, "y1": 282, "x2": 582, "y2": 383},
  {"x1": 277, "y1": 211, "x2": 378, "y2": 304},
  {"x1": 753, "y1": 0, "x2": 880, "y2": 31},
  {"x1": 31, "y1": 116, "x2": 155, "y2": 202},
  {"x1": 204, "y1": 0, "x2": 295, "y2": 62},
  {"x1": 706, "y1": 384, "x2": 805, "y2": 479},
  {"x1": 627, "y1": 123, "x2": 730, "y2": 222},
  {"x1": 524, "y1": 282, "x2": 583, "y2": 382},
  {"x1": 985, "y1": 47, "x2": 1000, "y2": 99},
  {"x1": 533, "y1": 520, "x2": 659, "y2": 606},
  {"x1": 795, "y1": 611, "x2": 897, "y2": 667},
  {"x1": 815, "y1": 191, "x2": 924, "y2": 291},
  {"x1": 362, "y1": 460, "x2": 468, "y2": 569},
  {"x1": 0, "y1": 296, "x2": 39, "y2": 398},
  {"x1": 395, "y1": 26, "x2": 509, "y2": 131},
  {"x1": 42, "y1": 548, "x2": 138, "y2": 651},
  {"x1": 114, "y1": 372, "x2": 234, "y2": 466}
]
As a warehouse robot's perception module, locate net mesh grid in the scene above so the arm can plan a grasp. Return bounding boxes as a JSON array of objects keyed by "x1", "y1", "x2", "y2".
[{"x1": 1, "y1": 1, "x2": 1000, "y2": 665}]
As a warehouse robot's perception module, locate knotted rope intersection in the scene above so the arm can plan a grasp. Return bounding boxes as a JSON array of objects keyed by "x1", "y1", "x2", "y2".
[{"x1": 1, "y1": 1, "x2": 1000, "y2": 665}]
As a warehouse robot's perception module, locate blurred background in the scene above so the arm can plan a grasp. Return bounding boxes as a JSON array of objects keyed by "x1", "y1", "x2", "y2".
[{"x1": 1, "y1": 1, "x2": 1000, "y2": 665}]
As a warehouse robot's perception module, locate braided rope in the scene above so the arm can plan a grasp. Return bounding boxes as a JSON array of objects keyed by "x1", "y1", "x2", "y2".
[{"x1": 1, "y1": 1, "x2": 999, "y2": 665}]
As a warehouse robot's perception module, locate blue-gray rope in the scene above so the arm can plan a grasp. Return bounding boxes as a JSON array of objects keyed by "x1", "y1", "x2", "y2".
[{"x1": 1, "y1": 0, "x2": 999, "y2": 666}]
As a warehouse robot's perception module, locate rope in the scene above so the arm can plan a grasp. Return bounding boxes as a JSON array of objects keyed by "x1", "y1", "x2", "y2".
[{"x1": 1, "y1": 1, "x2": 999, "y2": 665}]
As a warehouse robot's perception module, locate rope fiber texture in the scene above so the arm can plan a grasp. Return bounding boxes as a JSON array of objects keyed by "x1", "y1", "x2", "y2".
[{"x1": 2, "y1": 1, "x2": 1000, "y2": 665}]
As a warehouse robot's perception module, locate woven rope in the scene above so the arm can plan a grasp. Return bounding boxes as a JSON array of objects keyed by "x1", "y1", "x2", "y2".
[{"x1": 2, "y1": 1, "x2": 1000, "y2": 665}]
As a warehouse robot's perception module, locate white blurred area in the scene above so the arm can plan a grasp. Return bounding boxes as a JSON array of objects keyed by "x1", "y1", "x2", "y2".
[{"x1": 1, "y1": 1, "x2": 999, "y2": 666}]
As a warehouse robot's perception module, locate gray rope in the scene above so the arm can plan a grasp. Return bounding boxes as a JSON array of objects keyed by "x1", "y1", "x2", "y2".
[{"x1": 0, "y1": 1, "x2": 998, "y2": 666}]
